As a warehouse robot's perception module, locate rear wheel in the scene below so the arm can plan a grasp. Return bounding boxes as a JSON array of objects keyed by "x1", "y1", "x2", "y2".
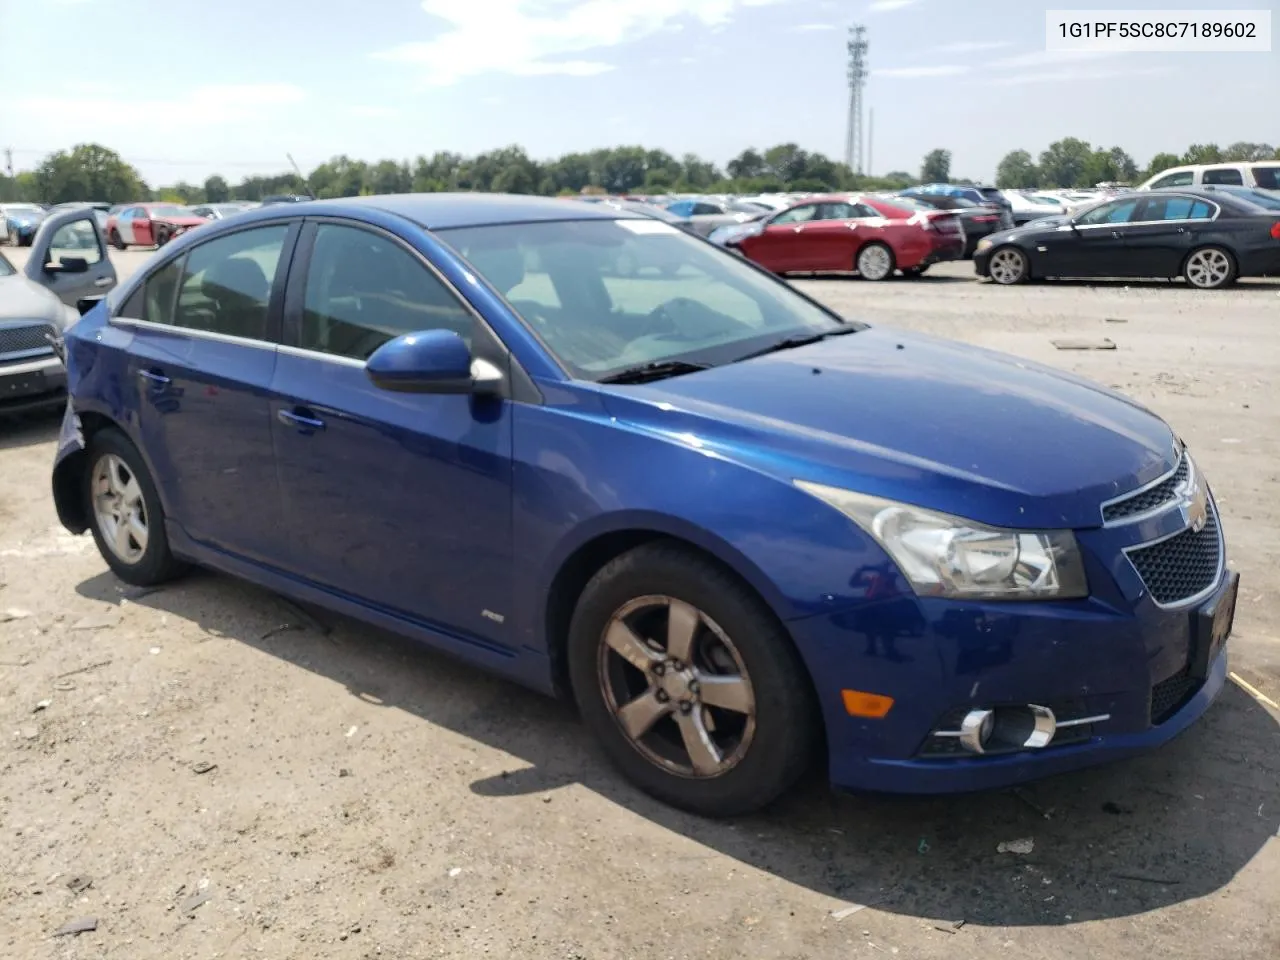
[
  {"x1": 855, "y1": 242, "x2": 895, "y2": 281},
  {"x1": 84, "y1": 429, "x2": 187, "y2": 586},
  {"x1": 109, "y1": 229, "x2": 126, "y2": 251},
  {"x1": 567, "y1": 542, "x2": 818, "y2": 817},
  {"x1": 987, "y1": 246, "x2": 1029, "y2": 284},
  {"x1": 1183, "y1": 246, "x2": 1236, "y2": 289}
]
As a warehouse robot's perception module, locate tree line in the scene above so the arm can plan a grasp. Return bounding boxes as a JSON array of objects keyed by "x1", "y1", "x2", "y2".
[{"x1": 3, "y1": 139, "x2": 1277, "y2": 207}]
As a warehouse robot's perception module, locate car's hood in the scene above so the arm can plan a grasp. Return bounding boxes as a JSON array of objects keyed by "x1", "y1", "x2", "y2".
[
  {"x1": 154, "y1": 215, "x2": 208, "y2": 227},
  {"x1": 597, "y1": 327, "x2": 1176, "y2": 530},
  {"x1": 0, "y1": 274, "x2": 69, "y2": 326}
]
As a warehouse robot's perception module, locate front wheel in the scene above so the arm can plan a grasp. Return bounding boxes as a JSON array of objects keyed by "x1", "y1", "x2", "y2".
[
  {"x1": 855, "y1": 242, "x2": 895, "y2": 281},
  {"x1": 987, "y1": 245, "x2": 1029, "y2": 284},
  {"x1": 109, "y1": 229, "x2": 126, "y2": 250},
  {"x1": 84, "y1": 429, "x2": 188, "y2": 586},
  {"x1": 567, "y1": 542, "x2": 818, "y2": 818},
  {"x1": 1183, "y1": 246, "x2": 1237, "y2": 289}
]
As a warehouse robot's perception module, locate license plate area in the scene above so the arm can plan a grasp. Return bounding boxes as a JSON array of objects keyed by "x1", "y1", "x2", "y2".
[
  {"x1": 0, "y1": 371, "x2": 49, "y2": 399},
  {"x1": 1190, "y1": 572, "x2": 1238, "y2": 680}
]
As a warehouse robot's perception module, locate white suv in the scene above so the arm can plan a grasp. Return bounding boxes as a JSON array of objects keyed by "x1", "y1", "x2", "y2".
[{"x1": 1137, "y1": 162, "x2": 1280, "y2": 191}]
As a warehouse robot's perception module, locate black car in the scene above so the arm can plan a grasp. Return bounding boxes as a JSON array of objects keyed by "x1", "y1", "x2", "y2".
[
  {"x1": 892, "y1": 192, "x2": 1011, "y2": 258},
  {"x1": 974, "y1": 188, "x2": 1280, "y2": 289}
]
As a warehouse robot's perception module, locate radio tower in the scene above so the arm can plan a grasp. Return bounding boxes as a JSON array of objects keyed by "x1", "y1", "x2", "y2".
[{"x1": 845, "y1": 24, "x2": 868, "y2": 174}]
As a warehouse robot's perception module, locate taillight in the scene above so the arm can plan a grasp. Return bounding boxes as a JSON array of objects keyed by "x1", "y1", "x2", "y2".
[{"x1": 1271, "y1": 221, "x2": 1280, "y2": 240}]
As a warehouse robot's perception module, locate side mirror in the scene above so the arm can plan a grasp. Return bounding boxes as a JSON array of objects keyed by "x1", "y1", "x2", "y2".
[
  {"x1": 365, "y1": 329, "x2": 503, "y2": 396},
  {"x1": 46, "y1": 256, "x2": 89, "y2": 274}
]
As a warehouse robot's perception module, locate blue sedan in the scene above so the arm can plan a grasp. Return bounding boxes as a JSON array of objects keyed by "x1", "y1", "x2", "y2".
[{"x1": 50, "y1": 194, "x2": 1237, "y2": 816}]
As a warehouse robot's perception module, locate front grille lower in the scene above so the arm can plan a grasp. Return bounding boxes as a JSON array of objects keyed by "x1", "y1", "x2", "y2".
[
  {"x1": 1126, "y1": 502, "x2": 1221, "y2": 605},
  {"x1": 0, "y1": 322, "x2": 58, "y2": 361},
  {"x1": 1103, "y1": 454, "x2": 1189, "y2": 522},
  {"x1": 1150, "y1": 667, "x2": 1199, "y2": 725}
]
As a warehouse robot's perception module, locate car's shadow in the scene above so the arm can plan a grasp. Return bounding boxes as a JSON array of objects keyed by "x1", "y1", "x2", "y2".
[
  {"x1": 790, "y1": 272, "x2": 974, "y2": 284},
  {"x1": 0, "y1": 407, "x2": 61, "y2": 450},
  {"x1": 77, "y1": 568, "x2": 1280, "y2": 929},
  {"x1": 1014, "y1": 277, "x2": 1280, "y2": 292}
]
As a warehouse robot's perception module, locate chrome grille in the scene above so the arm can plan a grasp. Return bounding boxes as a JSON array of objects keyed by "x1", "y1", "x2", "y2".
[
  {"x1": 1103, "y1": 454, "x2": 1189, "y2": 522},
  {"x1": 0, "y1": 322, "x2": 58, "y2": 361},
  {"x1": 1127, "y1": 501, "x2": 1221, "y2": 605}
]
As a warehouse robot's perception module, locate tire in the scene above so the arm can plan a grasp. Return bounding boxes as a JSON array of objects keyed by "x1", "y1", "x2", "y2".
[
  {"x1": 83, "y1": 428, "x2": 188, "y2": 587},
  {"x1": 109, "y1": 229, "x2": 126, "y2": 251},
  {"x1": 1183, "y1": 245, "x2": 1237, "y2": 290},
  {"x1": 154, "y1": 226, "x2": 169, "y2": 248},
  {"x1": 855, "y1": 242, "x2": 895, "y2": 281},
  {"x1": 18, "y1": 232, "x2": 32, "y2": 248},
  {"x1": 567, "y1": 541, "x2": 818, "y2": 817},
  {"x1": 987, "y1": 245, "x2": 1029, "y2": 285}
]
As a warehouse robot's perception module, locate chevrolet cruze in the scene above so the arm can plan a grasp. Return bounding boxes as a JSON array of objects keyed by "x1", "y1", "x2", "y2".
[{"x1": 51, "y1": 195, "x2": 1237, "y2": 816}]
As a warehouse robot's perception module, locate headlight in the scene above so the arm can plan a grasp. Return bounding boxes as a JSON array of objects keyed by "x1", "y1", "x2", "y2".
[
  {"x1": 795, "y1": 481, "x2": 1088, "y2": 600},
  {"x1": 975, "y1": 237, "x2": 993, "y2": 251}
]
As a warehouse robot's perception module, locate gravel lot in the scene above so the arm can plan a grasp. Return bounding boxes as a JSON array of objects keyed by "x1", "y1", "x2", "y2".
[{"x1": 2, "y1": 246, "x2": 1278, "y2": 959}]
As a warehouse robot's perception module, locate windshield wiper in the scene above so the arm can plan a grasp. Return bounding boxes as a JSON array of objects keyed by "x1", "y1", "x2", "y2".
[
  {"x1": 598, "y1": 360, "x2": 711, "y2": 385},
  {"x1": 733, "y1": 325, "x2": 859, "y2": 363}
]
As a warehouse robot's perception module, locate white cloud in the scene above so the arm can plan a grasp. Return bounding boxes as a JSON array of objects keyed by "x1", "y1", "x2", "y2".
[
  {"x1": 15, "y1": 83, "x2": 306, "y2": 127},
  {"x1": 348, "y1": 104, "x2": 398, "y2": 118},
  {"x1": 790, "y1": 22, "x2": 837, "y2": 32},
  {"x1": 932, "y1": 40, "x2": 1014, "y2": 54},
  {"x1": 874, "y1": 64, "x2": 970, "y2": 78},
  {"x1": 985, "y1": 66, "x2": 1170, "y2": 85},
  {"x1": 374, "y1": 0, "x2": 785, "y2": 85},
  {"x1": 869, "y1": 0, "x2": 916, "y2": 12}
]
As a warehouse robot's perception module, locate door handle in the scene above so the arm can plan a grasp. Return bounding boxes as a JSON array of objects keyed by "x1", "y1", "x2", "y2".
[
  {"x1": 1176, "y1": 227, "x2": 1187, "y2": 234},
  {"x1": 1110, "y1": 231, "x2": 1122, "y2": 239},
  {"x1": 138, "y1": 369, "x2": 170, "y2": 385},
  {"x1": 278, "y1": 408, "x2": 326, "y2": 430},
  {"x1": 93, "y1": 277, "x2": 113, "y2": 287}
]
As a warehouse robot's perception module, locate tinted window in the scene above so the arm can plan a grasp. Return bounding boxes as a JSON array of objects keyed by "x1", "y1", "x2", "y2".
[
  {"x1": 819, "y1": 202, "x2": 864, "y2": 220},
  {"x1": 1077, "y1": 199, "x2": 1141, "y2": 225},
  {"x1": 1202, "y1": 167, "x2": 1244, "y2": 185},
  {"x1": 137, "y1": 258, "x2": 183, "y2": 323},
  {"x1": 692, "y1": 202, "x2": 724, "y2": 216},
  {"x1": 302, "y1": 224, "x2": 472, "y2": 360},
  {"x1": 1150, "y1": 171, "x2": 1194, "y2": 188},
  {"x1": 666, "y1": 200, "x2": 695, "y2": 217},
  {"x1": 1142, "y1": 197, "x2": 1214, "y2": 221},
  {"x1": 48, "y1": 218, "x2": 102, "y2": 265},
  {"x1": 771, "y1": 204, "x2": 818, "y2": 224},
  {"x1": 171, "y1": 225, "x2": 288, "y2": 340},
  {"x1": 1252, "y1": 166, "x2": 1280, "y2": 189}
]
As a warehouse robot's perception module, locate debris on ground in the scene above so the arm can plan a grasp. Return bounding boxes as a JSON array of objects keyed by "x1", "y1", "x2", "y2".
[
  {"x1": 1102, "y1": 801, "x2": 1132, "y2": 815},
  {"x1": 1051, "y1": 338, "x2": 1116, "y2": 350},
  {"x1": 179, "y1": 890, "x2": 212, "y2": 914},
  {"x1": 261, "y1": 623, "x2": 305, "y2": 641},
  {"x1": 192, "y1": 761, "x2": 217, "y2": 775},
  {"x1": 933, "y1": 920, "x2": 966, "y2": 934},
  {"x1": 1113, "y1": 871, "x2": 1182, "y2": 885},
  {"x1": 831, "y1": 903, "x2": 870, "y2": 920},
  {"x1": 448, "y1": 867, "x2": 462, "y2": 878},
  {"x1": 1012, "y1": 788, "x2": 1053, "y2": 820},
  {"x1": 56, "y1": 659, "x2": 112, "y2": 679},
  {"x1": 1104, "y1": 317, "x2": 1128, "y2": 323},
  {"x1": 916, "y1": 837, "x2": 930, "y2": 854},
  {"x1": 997, "y1": 838, "x2": 1035, "y2": 855},
  {"x1": 32, "y1": 699, "x2": 51, "y2": 713},
  {"x1": 2, "y1": 607, "x2": 33, "y2": 622},
  {"x1": 52, "y1": 917, "x2": 98, "y2": 937},
  {"x1": 278, "y1": 599, "x2": 332, "y2": 635},
  {"x1": 66, "y1": 876, "x2": 92, "y2": 894},
  {"x1": 70, "y1": 610, "x2": 121, "y2": 631},
  {"x1": 19, "y1": 725, "x2": 39, "y2": 740}
]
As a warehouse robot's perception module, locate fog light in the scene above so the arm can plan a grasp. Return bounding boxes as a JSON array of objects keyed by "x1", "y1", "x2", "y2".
[
  {"x1": 957, "y1": 704, "x2": 1057, "y2": 754},
  {"x1": 958, "y1": 708, "x2": 995, "y2": 754}
]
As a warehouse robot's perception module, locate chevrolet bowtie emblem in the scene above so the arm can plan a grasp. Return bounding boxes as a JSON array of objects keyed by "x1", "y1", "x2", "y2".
[{"x1": 1175, "y1": 475, "x2": 1208, "y2": 533}]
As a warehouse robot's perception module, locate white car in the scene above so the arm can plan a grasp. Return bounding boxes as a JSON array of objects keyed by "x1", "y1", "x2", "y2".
[
  {"x1": 1002, "y1": 190, "x2": 1066, "y2": 225},
  {"x1": 1137, "y1": 161, "x2": 1280, "y2": 191}
]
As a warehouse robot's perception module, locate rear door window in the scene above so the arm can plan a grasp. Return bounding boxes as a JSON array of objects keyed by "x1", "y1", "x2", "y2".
[
  {"x1": 770, "y1": 204, "x2": 819, "y2": 225},
  {"x1": 1077, "y1": 199, "x2": 1141, "y2": 225},
  {"x1": 1250, "y1": 166, "x2": 1280, "y2": 189},
  {"x1": 171, "y1": 225, "x2": 289, "y2": 340},
  {"x1": 1140, "y1": 197, "x2": 1215, "y2": 221},
  {"x1": 1149, "y1": 171, "x2": 1195, "y2": 188},
  {"x1": 1202, "y1": 167, "x2": 1244, "y2": 185}
]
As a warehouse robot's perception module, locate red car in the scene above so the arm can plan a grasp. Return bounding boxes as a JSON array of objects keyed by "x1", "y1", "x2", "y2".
[
  {"x1": 729, "y1": 194, "x2": 965, "y2": 279},
  {"x1": 105, "y1": 202, "x2": 209, "y2": 250}
]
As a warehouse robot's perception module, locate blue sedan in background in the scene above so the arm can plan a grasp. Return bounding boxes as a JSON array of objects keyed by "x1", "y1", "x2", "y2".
[
  {"x1": 49, "y1": 194, "x2": 1237, "y2": 816},
  {"x1": 2, "y1": 202, "x2": 48, "y2": 246}
]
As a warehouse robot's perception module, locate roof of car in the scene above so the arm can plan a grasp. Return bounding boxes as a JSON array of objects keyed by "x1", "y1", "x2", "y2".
[{"x1": 293, "y1": 192, "x2": 645, "y2": 229}]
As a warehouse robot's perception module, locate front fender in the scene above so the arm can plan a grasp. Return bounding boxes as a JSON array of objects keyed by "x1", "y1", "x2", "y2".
[{"x1": 51, "y1": 400, "x2": 88, "y2": 533}]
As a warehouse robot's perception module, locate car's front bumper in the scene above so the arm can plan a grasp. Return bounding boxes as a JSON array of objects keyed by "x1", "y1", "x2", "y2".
[
  {"x1": 0, "y1": 355, "x2": 67, "y2": 413},
  {"x1": 789, "y1": 567, "x2": 1236, "y2": 795}
]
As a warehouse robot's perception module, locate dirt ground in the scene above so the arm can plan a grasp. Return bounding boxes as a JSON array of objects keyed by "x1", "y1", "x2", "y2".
[{"x1": 2, "y1": 247, "x2": 1278, "y2": 960}]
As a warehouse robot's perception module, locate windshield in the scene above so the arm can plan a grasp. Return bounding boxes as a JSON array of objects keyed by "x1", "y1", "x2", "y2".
[
  {"x1": 886, "y1": 196, "x2": 934, "y2": 212},
  {"x1": 148, "y1": 205, "x2": 191, "y2": 218},
  {"x1": 438, "y1": 218, "x2": 854, "y2": 381}
]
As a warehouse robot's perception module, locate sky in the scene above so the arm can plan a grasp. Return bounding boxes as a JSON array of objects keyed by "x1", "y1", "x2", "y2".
[{"x1": 0, "y1": 0, "x2": 1275, "y2": 186}]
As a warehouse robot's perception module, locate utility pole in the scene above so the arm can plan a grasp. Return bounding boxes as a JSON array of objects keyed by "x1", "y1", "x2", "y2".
[
  {"x1": 868, "y1": 108, "x2": 874, "y2": 178},
  {"x1": 845, "y1": 25, "x2": 868, "y2": 175},
  {"x1": 3, "y1": 148, "x2": 12, "y2": 180}
]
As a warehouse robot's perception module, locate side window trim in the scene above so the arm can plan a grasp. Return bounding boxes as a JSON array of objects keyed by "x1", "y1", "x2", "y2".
[{"x1": 282, "y1": 215, "x2": 542, "y2": 405}]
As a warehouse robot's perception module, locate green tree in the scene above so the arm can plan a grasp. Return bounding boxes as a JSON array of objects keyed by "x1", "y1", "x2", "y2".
[
  {"x1": 880, "y1": 170, "x2": 916, "y2": 188},
  {"x1": 995, "y1": 150, "x2": 1039, "y2": 188},
  {"x1": 1082, "y1": 146, "x2": 1138, "y2": 185},
  {"x1": 367, "y1": 159, "x2": 411, "y2": 194},
  {"x1": 203, "y1": 175, "x2": 230, "y2": 203},
  {"x1": 1145, "y1": 152, "x2": 1182, "y2": 178},
  {"x1": 762, "y1": 143, "x2": 809, "y2": 184},
  {"x1": 680, "y1": 153, "x2": 720, "y2": 188},
  {"x1": 919, "y1": 148, "x2": 951, "y2": 183},
  {"x1": 34, "y1": 143, "x2": 147, "y2": 203},
  {"x1": 726, "y1": 149, "x2": 765, "y2": 180},
  {"x1": 1037, "y1": 138, "x2": 1093, "y2": 187},
  {"x1": 1221, "y1": 141, "x2": 1275, "y2": 162},
  {"x1": 1182, "y1": 143, "x2": 1222, "y2": 165}
]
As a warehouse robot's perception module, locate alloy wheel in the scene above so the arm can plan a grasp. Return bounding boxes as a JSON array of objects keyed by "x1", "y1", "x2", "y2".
[
  {"x1": 1185, "y1": 248, "x2": 1232, "y2": 289},
  {"x1": 989, "y1": 248, "x2": 1026, "y2": 284},
  {"x1": 91, "y1": 453, "x2": 149, "y2": 564},
  {"x1": 597, "y1": 595, "x2": 756, "y2": 778},
  {"x1": 857, "y1": 244, "x2": 893, "y2": 281}
]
